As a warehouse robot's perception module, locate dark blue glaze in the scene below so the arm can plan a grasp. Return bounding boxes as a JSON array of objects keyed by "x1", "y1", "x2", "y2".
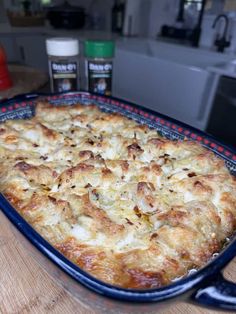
[
  {"x1": 191, "y1": 273, "x2": 236, "y2": 311},
  {"x1": 0, "y1": 91, "x2": 236, "y2": 311}
]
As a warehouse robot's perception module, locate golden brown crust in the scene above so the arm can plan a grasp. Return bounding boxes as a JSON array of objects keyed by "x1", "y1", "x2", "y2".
[{"x1": 0, "y1": 101, "x2": 235, "y2": 289}]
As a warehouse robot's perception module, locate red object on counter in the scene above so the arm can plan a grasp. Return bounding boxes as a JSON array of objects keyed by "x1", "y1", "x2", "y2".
[{"x1": 0, "y1": 45, "x2": 13, "y2": 91}]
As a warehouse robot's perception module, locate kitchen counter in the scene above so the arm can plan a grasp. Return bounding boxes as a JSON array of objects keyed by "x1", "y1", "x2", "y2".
[
  {"x1": 0, "y1": 22, "x2": 48, "y2": 34},
  {"x1": 1, "y1": 24, "x2": 235, "y2": 133},
  {"x1": 0, "y1": 21, "x2": 234, "y2": 66},
  {"x1": 112, "y1": 38, "x2": 236, "y2": 131},
  {"x1": 0, "y1": 22, "x2": 116, "y2": 40},
  {"x1": 0, "y1": 64, "x2": 48, "y2": 100},
  {"x1": 116, "y1": 37, "x2": 235, "y2": 68},
  {"x1": 208, "y1": 62, "x2": 236, "y2": 79},
  {"x1": 1, "y1": 209, "x2": 236, "y2": 314}
]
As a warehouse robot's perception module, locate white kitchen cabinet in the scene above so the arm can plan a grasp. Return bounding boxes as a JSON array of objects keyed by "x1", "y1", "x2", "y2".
[
  {"x1": 0, "y1": 33, "x2": 48, "y2": 70},
  {"x1": 15, "y1": 35, "x2": 48, "y2": 70},
  {"x1": 113, "y1": 39, "x2": 233, "y2": 130}
]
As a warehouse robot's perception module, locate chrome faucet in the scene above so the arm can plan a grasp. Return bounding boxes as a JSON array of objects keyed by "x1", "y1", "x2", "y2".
[{"x1": 212, "y1": 14, "x2": 231, "y2": 53}]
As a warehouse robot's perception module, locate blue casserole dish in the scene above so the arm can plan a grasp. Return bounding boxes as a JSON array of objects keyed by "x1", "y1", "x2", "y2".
[{"x1": 0, "y1": 91, "x2": 236, "y2": 313}]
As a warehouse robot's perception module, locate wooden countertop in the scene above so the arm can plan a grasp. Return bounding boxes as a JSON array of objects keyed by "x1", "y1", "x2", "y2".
[{"x1": 1, "y1": 209, "x2": 236, "y2": 314}]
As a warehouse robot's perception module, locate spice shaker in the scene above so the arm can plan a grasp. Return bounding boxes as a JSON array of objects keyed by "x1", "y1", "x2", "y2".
[
  {"x1": 84, "y1": 40, "x2": 115, "y2": 96},
  {"x1": 46, "y1": 37, "x2": 79, "y2": 93}
]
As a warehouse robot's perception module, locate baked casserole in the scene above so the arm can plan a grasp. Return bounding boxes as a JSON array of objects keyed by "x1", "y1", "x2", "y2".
[{"x1": 0, "y1": 101, "x2": 235, "y2": 289}]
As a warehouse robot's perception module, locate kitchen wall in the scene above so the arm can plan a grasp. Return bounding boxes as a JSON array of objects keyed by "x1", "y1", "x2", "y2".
[
  {"x1": 2, "y1": 0, "x2": 114, "y2": 14},
  {"x1": 147, "y1": 0, "x2": 179, "y2": 38},
  {"x1": 2, "y1": 0, "x2": 236, "y2": 50},
  {"x1": 2, "y1": 0, "x2": 115, "y2": 31},
  {"x1": 2, "y1": 0, "x2": 95, "y2": 11},
  {"x1": 199, "y1": 0, "x2": 236, "y2": 53},
  {"x1": 0, "y1": 0, "x2": 7, "y2": 23},
  {"x1": 145, "y1": 0, "x2": 229, "y2": 39},
  {"x1": 0, "y1": 0, "x2": 178, "y2": 36},
  {"x1": 144, "y1": 0, "x2": 236, "y2": 54}
]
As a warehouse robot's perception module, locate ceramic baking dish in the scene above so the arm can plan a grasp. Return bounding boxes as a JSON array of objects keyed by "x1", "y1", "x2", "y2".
[{"x1": 0, "y1": 91, "x2": 236, "y2": 313}]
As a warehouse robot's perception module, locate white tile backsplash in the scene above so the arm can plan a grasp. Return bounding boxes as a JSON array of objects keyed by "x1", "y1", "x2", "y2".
[{"x1": 147, "y1": 0, "x2": 179, "y2": 38}]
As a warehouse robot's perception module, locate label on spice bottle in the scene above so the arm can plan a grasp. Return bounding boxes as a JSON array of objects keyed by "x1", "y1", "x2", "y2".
[
  {"x1": 87, "y1": 61, "x2": 113, "y2": 95},
  {"x1": 51, "y1": 61, "x2": 78, "y2": 92}
]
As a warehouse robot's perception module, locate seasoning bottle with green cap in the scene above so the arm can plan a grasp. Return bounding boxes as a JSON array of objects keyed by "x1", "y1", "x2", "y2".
[
  {"x1": 46, "y1": 37, "x2": 79, "y2": 93},
  {"x1": 84, "y1": 40, "x2": 115, "y2": 96}
]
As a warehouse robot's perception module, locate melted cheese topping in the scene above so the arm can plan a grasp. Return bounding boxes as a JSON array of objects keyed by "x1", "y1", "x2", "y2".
[{"x1": 0, "y1": 101, "x2": 236, "y2": 289}]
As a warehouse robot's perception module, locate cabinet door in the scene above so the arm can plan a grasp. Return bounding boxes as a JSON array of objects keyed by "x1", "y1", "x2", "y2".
[
  {"x1": 0, "y1": 36, "x2": 19, "y2": 62},
  {"x1": 113, "y1": 47, "x2": 212, "y2": 130},
  {"x1": 16, "y1": 35, "x2": 48, "y2": 70}
]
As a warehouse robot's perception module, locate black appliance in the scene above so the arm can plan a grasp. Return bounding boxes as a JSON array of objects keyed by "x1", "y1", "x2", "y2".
[
  {"x1": 207, "y1": 76, "x2": 236, "y2": 148},
  {"x1": 46, "y1": 1, "x2": 85, "y2": 29}
]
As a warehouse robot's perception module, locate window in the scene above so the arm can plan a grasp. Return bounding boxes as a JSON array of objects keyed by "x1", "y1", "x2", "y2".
[
  {"x1": 185, "y1": 0, "x2": 204, "y2": 11},
  {"x1": 41, "y1": 0, "x2": 51, "y2": 5}
]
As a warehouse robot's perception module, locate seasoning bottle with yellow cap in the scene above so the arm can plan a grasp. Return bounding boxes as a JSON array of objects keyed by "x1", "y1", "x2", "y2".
[
  {"x1": 46, "y1": 37, "x2": 79, "y2": 93},
  {"x1": 84, "y1": 40, "x2": 115, "y2": 96}
]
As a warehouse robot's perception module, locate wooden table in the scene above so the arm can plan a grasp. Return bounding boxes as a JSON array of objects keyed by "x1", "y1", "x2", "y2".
[{"x1": 0, "y1": 209, "x2": 236, "y2": 314}]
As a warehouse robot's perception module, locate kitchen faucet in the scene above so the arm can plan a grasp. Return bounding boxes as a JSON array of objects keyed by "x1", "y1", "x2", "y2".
[{"x1": 212, "y1": 14, "x2": 231, "y2": 53}]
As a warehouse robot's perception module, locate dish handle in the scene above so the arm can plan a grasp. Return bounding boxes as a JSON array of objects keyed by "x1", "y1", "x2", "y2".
[{"x1": 191, "y1": 272, "x2": 236, "y2": 311}]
